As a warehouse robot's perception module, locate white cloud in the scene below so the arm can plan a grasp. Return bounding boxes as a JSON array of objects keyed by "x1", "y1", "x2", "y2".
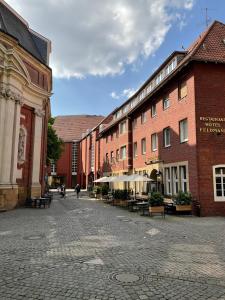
[
  {"x1": 110, "y1": 88, "x2": 137, "y2": 100},
  {"x1": 6, "y1": 0, "x2": 194, "y2": 78},
  {"x1": 110, "y1": 92, "x2": 120, "y2": 100},
  {"x1": 122, "y1": 88, "x2": 136, "y2": 98}
]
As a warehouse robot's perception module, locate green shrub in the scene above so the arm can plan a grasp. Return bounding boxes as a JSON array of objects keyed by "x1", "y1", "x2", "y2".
[
  {"x1": 101, "y1": 184, "x2": 109, "y2": 196},
  {"x1": 174, "y1": 191, "x2": 192, "y2": 205},
  {"x1": 148, "y1": 192, "x2": 164, "y2": 207},
  {"x1": 113, "y1": 189, "x2": 129, "y2": 200},
  {"x1": 93, "y1": 186, "x2": 101, "y2": 194}
]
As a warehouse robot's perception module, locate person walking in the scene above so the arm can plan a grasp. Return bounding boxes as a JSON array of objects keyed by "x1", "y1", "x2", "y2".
[
  {"x1": 75, "y1": 184, "x2": 81, "y2": 199},
  {"x1": 61, "y1": 184, "x2": 66, "y2": 198}
]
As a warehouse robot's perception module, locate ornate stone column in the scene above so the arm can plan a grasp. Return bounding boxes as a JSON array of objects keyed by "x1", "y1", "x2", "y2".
[
  {"x1": 31, "y1": 108, "x2": 44, "y2": 197},
  {"x1": 0, "y1": 86, "x2": 22, "y2": 210}
]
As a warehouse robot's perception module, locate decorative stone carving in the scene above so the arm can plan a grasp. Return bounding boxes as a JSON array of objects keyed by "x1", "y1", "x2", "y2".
[
  {"x1": 34, "y1": 108, "x2": 45, "y2": 118},
  {"x1": 0, "y1": 85, "x2": 23, "y2": 104},
  {"x1": 17, "y1": 126, "x2": 27, "y2": 164}
]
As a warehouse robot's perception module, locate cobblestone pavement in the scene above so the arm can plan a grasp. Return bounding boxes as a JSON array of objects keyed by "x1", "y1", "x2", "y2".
[{"x1": 1, "y1": 193, "x2": 225, "y2": 300}]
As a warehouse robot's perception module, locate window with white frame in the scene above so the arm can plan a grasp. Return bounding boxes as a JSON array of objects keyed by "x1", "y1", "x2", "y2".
[
  {"x1": 110, "y1": 151, "x2": 114, "y2": 164},
  {"x1": 172, "y1": 167, "x2": 179, "y2": 194},
  {"x1": 120, "y1": 146, "x2": 126, "y2": 160},
  {"x1": 50, "y1": 160, "x2": 57, "y2": 175},
  {"x1": 141, "y1": 138, "x2": 146, "y2": 155},
  {"x1": 180, "y1": 119, "x2": 188, "y2": 143},
  {"x1": 165, "y1": 167, "x2": 171, "y2": 195},
  {"x1": 151, "y1": 133, "x2": 157, "y2": 151},
  {"x1": 180, "y1": 165, "x2": 188, "y2": 192},
  {"x1": 178, "y1": 80, "x2": 187, "y2": 99},
  {"x1": 120, "y1": 121, "x2": 126, "y2": 134},
  {"x1": 141, "y1": 112, "x2": 146, "y2": 124},
  {"x1": 72, "y1": 141, "x2": 79, "y2": 174},
  {"x1": 116, "y1": 149, "x2": 119, "y2": 161},
  {"x1": 132, "y1": 118, "x2": 137, "y2": 129},
  {"x1": 147, "y1": 83, "x2": 153, "y2": 94},
  {"x1": 151, "y1": 103, "x2": 156, "y2": 117},
  {"x1": 163, "y1": 95, "x2": 170, "y2": 110},
  {"x1": 164, "y1": 163, "x2": 189, "y2": 195},
  {"x1": 213, "y1": 166, "x2": 225, "y2": 201},
  {"x1": 163, "y1": 127, "x2": 171, "y2": 147},
  {"x1": 133, "y1": 142, "x2": 137, "y2": 158}
]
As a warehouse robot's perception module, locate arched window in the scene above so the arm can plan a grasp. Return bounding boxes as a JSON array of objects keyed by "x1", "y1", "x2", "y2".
[
  {"x1": 18, "y1": 126, "x2": 27, "y2": 164},
  {"x1": 213, "y1": 165, "x2": 225, "y2": 201}
]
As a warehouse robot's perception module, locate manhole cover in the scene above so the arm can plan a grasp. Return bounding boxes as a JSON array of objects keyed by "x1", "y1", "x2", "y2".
[
  {"x1": 23, "y1": 234, "x2": 45, "y2": 240},
  {"x1": 109, "y1": 272, "x2": 146, "y2": 285},
  {"x1": 116, "y1": 273, "x2": 139, "y2": 283}
]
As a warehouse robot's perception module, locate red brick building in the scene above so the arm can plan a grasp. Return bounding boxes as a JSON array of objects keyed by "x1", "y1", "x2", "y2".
[
  {"x1": 79, "y1": 21, "x2": 225, "y2": 216},
  {"x1": 48, "y1": 115, "x2": 104, "y2": 188}
]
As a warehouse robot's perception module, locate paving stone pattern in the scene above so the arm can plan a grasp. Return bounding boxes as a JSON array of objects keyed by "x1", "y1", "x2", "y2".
[{"x1": 1, "y1": 192, "x2": 225, "y2": 299}]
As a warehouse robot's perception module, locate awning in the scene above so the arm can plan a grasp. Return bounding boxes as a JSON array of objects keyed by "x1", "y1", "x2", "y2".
[{"x1": 94, "y1": 174, "x2": 153, "y2": 183}]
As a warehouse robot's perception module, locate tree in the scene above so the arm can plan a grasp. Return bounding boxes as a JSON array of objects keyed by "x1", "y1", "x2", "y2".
[{"x1": 47, "y1": 117, "x2": 64, "y2": 165}]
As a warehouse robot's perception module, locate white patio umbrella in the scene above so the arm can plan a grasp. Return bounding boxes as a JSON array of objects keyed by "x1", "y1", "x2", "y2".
[
  {"x1": 127, "y1": 174, "x2": 153, "y2": 182},
  {"x1": 93, "y1": 177, "x2": 110, "y2": 183},
  {"x1": 94, "y1": 176, "x2": 117, "y2": 183}
]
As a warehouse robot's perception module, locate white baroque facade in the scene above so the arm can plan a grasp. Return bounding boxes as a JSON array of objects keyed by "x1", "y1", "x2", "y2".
[{"x1": 0, "y1": 2, "x2": 52, "y2": 210}]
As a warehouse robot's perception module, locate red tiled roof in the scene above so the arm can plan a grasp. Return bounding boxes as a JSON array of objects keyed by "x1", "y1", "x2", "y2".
[
  {"x1": 192, "y1": 21, "x2": 225, "y2": 63},
  {"x1": 53, "y1": 115, "x2": 105, "y2": 142}
]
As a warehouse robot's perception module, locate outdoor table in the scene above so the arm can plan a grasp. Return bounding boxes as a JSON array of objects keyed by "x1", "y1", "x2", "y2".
[
  {"x1": 164, "y1": 198, "x2": 175, "y2": 214},
  {"x1": 127, "y1": 199, "x2": 138, "y2": 212},
  {"x1": 137, "y1": 201, "x2": 149, "y2": 216}
]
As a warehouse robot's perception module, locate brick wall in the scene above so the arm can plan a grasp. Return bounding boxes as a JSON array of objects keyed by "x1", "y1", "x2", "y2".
[
  {"x1": 56, "y1": 142, "x2": 72, "y2": 188},
  {"x1": 195, "y1": 62, "x2": 225, "y2": 216}
]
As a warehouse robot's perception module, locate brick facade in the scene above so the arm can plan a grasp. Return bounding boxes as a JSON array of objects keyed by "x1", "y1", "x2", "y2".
[{"x1": 78, "y1": 21, "x2": 225, "y2": 216}]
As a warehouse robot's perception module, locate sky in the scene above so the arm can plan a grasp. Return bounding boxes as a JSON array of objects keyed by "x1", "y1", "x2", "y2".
[{"x1": 6, "y1": 0, "x2": 225, "y2": 117}]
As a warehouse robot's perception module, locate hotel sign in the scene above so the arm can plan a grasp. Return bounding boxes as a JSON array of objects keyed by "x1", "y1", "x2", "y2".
[{"x1": 199, "y1": 117, "x2": 225, "y2": 134}]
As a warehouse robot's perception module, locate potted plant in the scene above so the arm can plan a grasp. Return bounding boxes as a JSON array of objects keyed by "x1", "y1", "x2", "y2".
[
  {"x1": 112, "y1": 189, "x2": 128, "y2": 206},
  {"x1": 174, "y1": 191, "x2": 192, "y2": 212},
  {"x1": 93, "y1": 186, "x2": 102, "y2": 199},
  {"x1": 101, "y1": 184, "x2": 109, "y2": 200},
  {"x1": 148, "y1": 192, "x2": 165, "y2": 216}
]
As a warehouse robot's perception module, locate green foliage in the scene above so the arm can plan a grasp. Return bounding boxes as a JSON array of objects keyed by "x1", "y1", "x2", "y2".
[
  {"x1": 174, "y1": 191, "x2": 192, "y2": 205},
  {"x1": 47, "y1": 117, "x2": 64, "y2": 165},
  {"x1": 148, "y1": 192, "x2": 164, "y2": 207},
  {"x1": 101, "y1": 184, "x2": 109, "y2": 196},
  {"x1": 113, "y1": 189, "x2": 129, "y2": 200},
  {"x1": 93, "y1": 186, "x2": 101, "y2": 194}
]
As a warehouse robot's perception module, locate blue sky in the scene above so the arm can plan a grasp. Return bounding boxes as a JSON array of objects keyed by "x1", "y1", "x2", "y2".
[{"x1": 7, "y1": 0, "x2": 225, "y2": 117}]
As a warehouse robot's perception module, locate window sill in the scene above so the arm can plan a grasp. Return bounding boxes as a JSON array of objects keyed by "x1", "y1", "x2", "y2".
[
  {"x1": 214, "y1": 197, "x2": 225, "y2": 202},
  {"x1": 151, "y1": 114, "x2": 157, "y2": 118},
  {"x1": 164, "y1": 145, "x2": 171, "y2": 148},
  {"x1": 178, "y1": 95, "x2": 187, "y2": 101},
  {"x1": 180, "y1": 139, "x2": 188, "y2": 144},
  {"x1": 163, "y1": 106, "x2": 170, "y2": 111}
]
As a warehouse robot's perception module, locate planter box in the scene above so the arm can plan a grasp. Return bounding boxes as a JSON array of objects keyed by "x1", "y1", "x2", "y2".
[
  {"x1": 175, "y1": 205, "x2": 192, "y2": 212},
  {"x1": 149, "y1": 206, "x2": 165, "y2": 213},
  {"x1": 113, "y1": 199, "x2": 120, "y2": 206},
  {"x1": 119, "y1": 200, "x2": 128, "y2": 207},
  {"x1": 149, "y1": 206, "x2": 165, "y2": 218}
]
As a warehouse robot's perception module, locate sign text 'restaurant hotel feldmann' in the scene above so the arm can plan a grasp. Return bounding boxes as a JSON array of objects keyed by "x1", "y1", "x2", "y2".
[{"x1": 200, "y1": 117, "x2": 225, "y2": 133}]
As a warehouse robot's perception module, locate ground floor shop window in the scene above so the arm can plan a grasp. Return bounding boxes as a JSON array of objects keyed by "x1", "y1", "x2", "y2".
[
  {"x1": 165, "y1": 168, "x2": 171, "y2": 195},
  {"x1": 164, "y1": 162, "x2": 189, "y2": 196},
  {"x1": 172, "y1": 167, "x2": 179, "y2": 194},
  {"x1": 213, "y1": 165, "x2": 225, "y2": 201}
]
